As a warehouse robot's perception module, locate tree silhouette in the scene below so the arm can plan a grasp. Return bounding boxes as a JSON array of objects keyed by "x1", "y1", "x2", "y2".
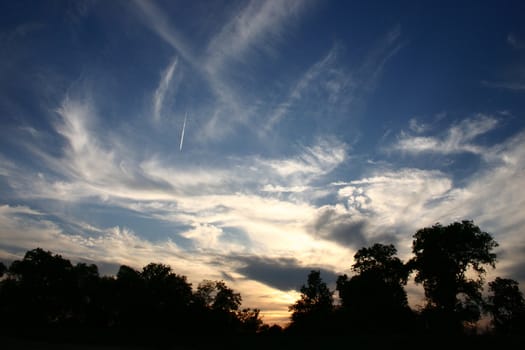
[
  {"x1": 408, "y1": 221, "x2": 498, "y2": 333},
  {"x1": 115, "y1": 265, "x2": 145, "y2": 329},
  {"x1": 336, "y1": 243, "x2": 412, "y2": 334},
  {"x1": 288, "y1": 270, "x2": 334, "y2": 334},
  {"x1": 194, "y1": 279, "x2": 217, "y2": 307},
  {"x1": 139, "y1": 263, "x2": 193, "y2": 331},
  {"x1": 236, "y1": 308, "x2": 263, "y2": 333},
  {"x1": 192, "y1": 279, "x2": 243, "y2": 334},
  {"x1": 486, "y1": 277, "x2": 525, "y2": 335},
  {"x1": 71, "y1": 262, "x2": 100, "y2": 326},
  {"x1": 214, "y1": 280, "x2": 242, "y2": 312},
  {"x1": 0, "y1": 247, "x2": 272, "y2": 344},
  {"x1": 0, "y1": 261, "x2": 6, "y2": 277},
  {"x1": 6, "y1": 248, "x2": 75, "y2": 326},
  {"x1": 194, "y1": 279, "x2": 242, "y2": 312}
]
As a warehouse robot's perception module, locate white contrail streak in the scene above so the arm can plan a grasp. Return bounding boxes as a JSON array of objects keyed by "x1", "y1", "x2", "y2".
[{"x1": 179, "y1": 112, "x2": 187, "y2": 151}]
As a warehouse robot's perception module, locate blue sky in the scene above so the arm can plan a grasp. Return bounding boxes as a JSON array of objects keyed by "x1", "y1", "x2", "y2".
[{"x1": 1, "y1": 0, "x2": 525, "y2": 325}]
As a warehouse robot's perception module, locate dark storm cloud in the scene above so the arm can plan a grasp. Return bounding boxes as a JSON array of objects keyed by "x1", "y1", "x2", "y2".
[
  {"x1": 497, "y1": 244, "x2": 525, "y2": 284},
  {"x1": 505, "y1": 263, "x2": 525, "y2": 283},
  {"x1": 234, "y1": 256, "x2": 338, "y2": 291},
  {"x1": 309, "y1": 206, "x2": 367, "y2": 248}
]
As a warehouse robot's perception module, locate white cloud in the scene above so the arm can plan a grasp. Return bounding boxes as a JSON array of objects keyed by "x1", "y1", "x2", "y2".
[
  {"x1": 263, "y1": 45, "x2": 352, "y2": 133},
  {"x1": 180, "y1": 223, "x2": 223, "y2": 250},
  {"x1": 393, "y1": 114, "x2": 498, "y2": 156},
  {"x1": 0, "y1": 204, "x2": 43, "y2": 217},
  {"x1": 409, "y1": 117, "x2": 430, "y2": 134},
  {"x1": 0, "y1": 203, "x2": 222, "y2": 282},
  {"x1": 257, "y1": 137, "x2": 347, "y2": 181},
  {"x1": 261, "y1": 184, "x2": 309, "y2": 193},
  {"x1": 341, "y1": 169, "x2": 453, "y2": 229},
  {"x1": 134, "y1": 0, "x2": 312, "y2": 142},
  {"x1": 153, "y1": 57, "x2": 178, "y2": 122},
  {"x1": 11, "y1": 95, "x2": 347, "y2": 208},
  {"x1": 138, "y1": 135, "x2": 347, "y2": 199},
  {"x1": 9, "y1": 107, "x2": 351, "y2": 264},
  {"x1": 20, "y1": 96, "x2": 176, "y2": 202},
  {"x1": 5, "y1": 84, "x2": 525, "y2": 326},
  {"x1": 132, "y1": 0, "x2": 195, "y2": 64},
  {"x1": 335, "y1": 130, "x2": 525, "y2": 273},
  {"x1": 54, "y1": 97, "x2": 117, "y2": 182},
  {"x1": 264, "y1": 26, "x2": 402, "y2": 134},
  {"x1": 200, "y1": 0, "x2": 312, "y2": 140},
  {"x1": 140, "y1": 157, "x2": 233, "y2": 194},
  {"x1": 360, "y1": 25, "x2": 403, "y2": 90},
  {"x1": 206, "y1": 0, "x2": 307, "y2": 72}
]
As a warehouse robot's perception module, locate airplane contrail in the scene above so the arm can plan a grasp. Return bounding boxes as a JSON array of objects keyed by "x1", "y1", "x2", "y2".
[{"x1": 179, "y1": 112, "x2": 187, "y2": 151}]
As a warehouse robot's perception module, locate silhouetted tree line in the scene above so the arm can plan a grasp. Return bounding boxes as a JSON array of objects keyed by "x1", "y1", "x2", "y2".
[
  {"x1": 287, "y1": 221, "x2": 525, "y2": 339},
  {"x1": 0, "y1": 250, "x2": 267, "y2": 346},
  {"x1": 0, "y1": 221, "x2": 524, "y2": 347}
]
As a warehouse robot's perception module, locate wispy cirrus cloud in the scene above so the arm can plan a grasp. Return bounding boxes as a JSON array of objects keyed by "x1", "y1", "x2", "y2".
[
  {"x1": 205, "y1": 0, "x2": 308, "y2": 72},
  {"x1": 357, "y1": 25, "x2": 403, "y2": 93},
  {"x1": 263, "y1": 45, "x2": 352, "y2": 133},
  {"x1": 13, "y1": 96, "x2": 174, "y2": 202},
  {"x1": 131, "y1": 0, "x2": 313, "y2": 141},
  {"x1": 392, "y1": 114, "x2": 498, "y2": 156},
  {"x1": 256, "y1": 137, "x2": 347, "y2": 180},
  {"x1": 153, "y1": 57, "x2": 178, "y2": 123},
  {"x1": 132, "y1": 0, "x2": 195, "y2": 63},
  {"x1": 263, "y1": 25, "x2": 403, "y2": 134},
  {"x1": 507, "y1": 33, "x2": 525, "y2": 50},
  {"x1": 482, "y1": 80, "x2": 525, "y2": 91},
  {"x1": 409, "y1": 117, "x2": 431, "y2": 134},
  {"x1": 0, "y1": 204, "x2": 226, "y2": 282},
  {"x1": 200, "y1": 0, "x2": 312, "y2": 138},
  {"x1": 4, "y1": 93, "x2": 350, "y2": 260}
]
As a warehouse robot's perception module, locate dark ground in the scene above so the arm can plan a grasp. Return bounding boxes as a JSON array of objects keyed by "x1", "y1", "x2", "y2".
[{"x1": 2, "y1": 334, "x2": 525, "y2": 350}]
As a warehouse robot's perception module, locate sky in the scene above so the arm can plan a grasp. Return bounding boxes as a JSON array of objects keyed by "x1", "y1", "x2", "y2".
[{"x1": 1, "y1": 0, "x2": 525, "y2": 326}]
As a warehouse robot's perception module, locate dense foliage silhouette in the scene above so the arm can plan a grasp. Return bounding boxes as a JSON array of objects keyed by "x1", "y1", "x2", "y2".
[
  {"x1": 286, "y1": 221, "x2": 523, "y2": 341},
  {"x1": 1, "y1": 220, "x2": 524, "y2": 347},
  {"x1": 288, "y1": 270, "x2": 334, "y2": 334},
  {"x1": 487, "y1": 277, "x2": 525, "y2": 335},
  {"x1": 336, "y1": 243, "x2": 413, "y2": 334},
  {"x1": 408, "y1": 221, "x2": 498, "y2": 333},
  {"x1": 0, "y1": 248, "x2": 268, "y2": 346}
]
